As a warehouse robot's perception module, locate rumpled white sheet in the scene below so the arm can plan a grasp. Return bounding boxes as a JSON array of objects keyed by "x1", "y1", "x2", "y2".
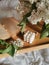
[
  {"x1": 0, "y1": 48, "x2": 49, "y2": 65},
  {"x1": 0, "y1": 0, "x2": 49, "y2": 65}
]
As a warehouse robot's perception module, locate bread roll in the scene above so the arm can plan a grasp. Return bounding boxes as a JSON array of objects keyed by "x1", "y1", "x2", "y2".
[
  {"x1": 0, "y1": 17, "x2": 20, "y2": 40},
  {"x1": 0, "y1": 24, "x2": 10, "y2": 40}
]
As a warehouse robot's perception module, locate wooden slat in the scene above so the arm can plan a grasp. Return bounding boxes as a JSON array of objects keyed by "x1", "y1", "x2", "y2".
[
  {"x1": 17, "y1": 44, "x2": 49, "y2": 54},
  {"x1": 0, "y1": 43, "x2": 49, "y2": 58}
]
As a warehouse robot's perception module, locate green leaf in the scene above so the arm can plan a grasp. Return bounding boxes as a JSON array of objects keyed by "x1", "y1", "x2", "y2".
[
  {"x1": 19, "y1": 21, "x2": 25, "y2": 26},
  {"x1": 40, "y1": 29, "x2": 49, "y2": 38},
  {"x1": 3, "y1": 44, "x2": 15, "y2": 56},
  {"x1": 0, "y1": 39, "x2": 19, "y2": 56},
  {"x1": 0, "y1": 40, "x2": 9, "y2": 47},
  {"x1": 0, "y1": 40, "x2": 5, "y2": 45},
  {"x1": 13, "y1": 45, "x2": 19, "y2": 50},
  {"x1": 19, "y1": 18, "x2": 29, "y2": 33},
  {"x1": 3, "y1": 45, "x2": 11, "y2": 53},
  {"x1": 46, "y1": 24, "x2": 49, "y2": 29},
  {"x1": 21, "y1": 22, "x2": 26, "y2": 33},
  {"x1": 8, "y1": 45, "x2": 15, "y2": 56},
  {"x1": 40, "y1": 23, "x2": 49, "y2": 38},
  {"x1": 0, "y1": 50, "x2": 3, "y2": 54}
]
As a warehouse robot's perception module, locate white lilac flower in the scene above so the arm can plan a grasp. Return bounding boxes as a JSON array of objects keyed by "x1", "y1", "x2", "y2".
[
  {"x1": 28, "y1": 0, "x2": 49, "y2": 24},
  {"x1": 24, "y1": 31, "x2": 30, "y2": 42},
  {"x1": 16, "y1": 38, "x2": 24, "y2": 47},
  {"x1": 27, "y1": 32, "x2": 32, "y2": 42},
  {"x1": 29, "y1": 0, "x2": 37, "y2": 4},
  {"x1": 37, "y1": 2, "x2": 46, "y2": 11},
  {"x1": 11, "y1": 38, "x2": 24, "y2": 47},
  {"x1": 29, "y1": 33, "x2": 35, "y2": 44}
]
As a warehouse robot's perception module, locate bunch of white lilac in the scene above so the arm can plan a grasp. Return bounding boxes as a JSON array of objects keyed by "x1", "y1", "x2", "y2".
[{"x1": 28, "y1": 0, "x2": 49, "y2": 24}]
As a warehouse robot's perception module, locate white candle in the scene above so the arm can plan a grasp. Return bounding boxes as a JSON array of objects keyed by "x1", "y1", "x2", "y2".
[
  {"x1": 24, "y1": 31, "x2": 30, "y2": 42},
  {"x1": 27, "y1": 32, "x2": 32, "y2": 42},
  {"x1": 29, "y1": 33, "x2": 35, "y2": 44}
]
